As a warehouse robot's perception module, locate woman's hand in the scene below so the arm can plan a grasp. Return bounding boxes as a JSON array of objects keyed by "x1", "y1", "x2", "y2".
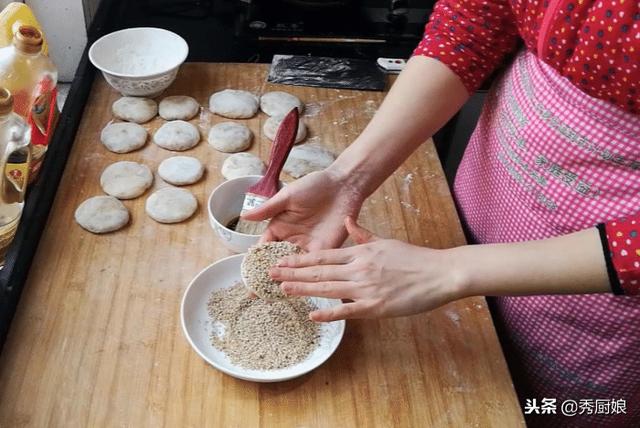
[
  {"x1": 242, "y1": 57, "x2": 469, "y2": 251},
  {"x1": 241, "y1": 169, "x2": 365, "y2": 251},
  {"x1": 269, "y1": 217, "x2": 468, "y2": 322},
  {"x1": 267, "y1": 215, "x2": 613, "y2": 323}
]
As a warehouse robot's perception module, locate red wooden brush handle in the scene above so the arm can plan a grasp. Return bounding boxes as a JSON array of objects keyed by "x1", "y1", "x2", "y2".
[{"x1": 247, "y1": 107, "x2": 299, "y2": 197}]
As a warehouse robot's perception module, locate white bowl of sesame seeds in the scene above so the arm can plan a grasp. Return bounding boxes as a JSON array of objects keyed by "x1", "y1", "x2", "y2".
[{"x1": 181, "y1": 254, "x2": 345, "y2": 382}]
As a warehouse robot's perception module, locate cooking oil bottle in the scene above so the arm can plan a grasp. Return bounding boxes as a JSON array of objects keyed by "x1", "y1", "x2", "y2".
[
  {"x1": 0, "y1": 3, "x2": 49, "y2": 54},
  {"x1": 0, "y1": 88, "x2": 30, "y2": 267},
  {"x1": 0, "y1": 25, "x2": 56, "y2": 182}
]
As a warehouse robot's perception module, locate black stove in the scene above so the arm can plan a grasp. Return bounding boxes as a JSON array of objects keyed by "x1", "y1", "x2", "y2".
[
  {"x1": 118, "y1": 0, "x2": 434, "y2": 62},
  {"x1": 238, "y1": 0, "x2": 432, "y2": 43}
]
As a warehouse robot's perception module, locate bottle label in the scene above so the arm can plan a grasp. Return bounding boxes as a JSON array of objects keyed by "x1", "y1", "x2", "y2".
[
  {"x1": 2, "y1": 145, "x2": 30, "y2": 204},
  {"x1": 32, "y1": 82, "x2": 53, "y2": 135},
  {"x1": 6, "y1": 162, "x2": 28, "y2": 192},
  {"x1": 31, "y1": 77, "x2": 56, "y2": 142},
  {"x1": 28, "y1": 84, "x2": 57, "y2": 184},
  {"x1": 12, "y1": 90, "x2": 32, "y2": 119}
]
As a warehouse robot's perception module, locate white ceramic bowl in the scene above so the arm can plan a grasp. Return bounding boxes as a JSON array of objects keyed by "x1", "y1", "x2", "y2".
[
  {"x1": 181, "y1": 254, "x2": 345, "y2": 382},
  {"x1": 89, "y1": 27, "x2": 188, "y2": 97},
  {"x1": 208, "y1": 175, "x2": 284, "y2": 254}
]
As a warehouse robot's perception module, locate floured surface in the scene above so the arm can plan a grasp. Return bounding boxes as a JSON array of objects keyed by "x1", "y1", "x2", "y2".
[{"x1": 0, "y1": 64, "x2": 523, "y2": 428}]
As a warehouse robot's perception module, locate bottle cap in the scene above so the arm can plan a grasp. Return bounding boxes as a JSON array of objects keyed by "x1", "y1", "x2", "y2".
[
  {"x1": 0, "y1": 88, "x2": 13, "y2": 116},
  {"x1": 13, "y1": 25, "x2": 43, "y2": 55}
]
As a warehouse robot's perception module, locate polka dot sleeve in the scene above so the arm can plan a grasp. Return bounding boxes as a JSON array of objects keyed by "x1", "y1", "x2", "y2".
[
  {"x1": 599, "y1": 217, "x2": 640, "y2": 295},
  {"x1": 412, "y1": 0, "x2": 520, "y2": 93}
]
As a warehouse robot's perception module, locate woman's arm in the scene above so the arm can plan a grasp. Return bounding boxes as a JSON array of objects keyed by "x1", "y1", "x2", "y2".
[
  {"x1": 245, "y1": 0, "x2": 520, "y2": 249},
  {"x1": 243, "y1": 56, "x2": 469, "y2": 249},
  {"x1": 463, "y1": 218, "x2": 640, "y2": 297},
  {"x1": 456, "y1": 228, "x2": 610, "y2": 297},
  {"x1": 329, "y1": 55, "x2": 469, "y2": 197},
  {"x1": 271, "y1": 219, "x2": 619, "y2": 322}
]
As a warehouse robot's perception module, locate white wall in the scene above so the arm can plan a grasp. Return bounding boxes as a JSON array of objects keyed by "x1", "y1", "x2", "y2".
[
  {"x1": 0, "y1": 0, "x2": 101, "y2": 82},
  {"x1": 25, "y1": 0, "x2": 89, "y2": 82}
]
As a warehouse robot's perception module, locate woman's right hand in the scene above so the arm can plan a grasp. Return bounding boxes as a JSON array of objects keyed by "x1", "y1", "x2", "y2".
[
  {"x1": 241, "y1": 168, "x2": 364, "y2": 251},
  {"x1": 242, "y1": 57, "x2": 469, "y2": 251}
]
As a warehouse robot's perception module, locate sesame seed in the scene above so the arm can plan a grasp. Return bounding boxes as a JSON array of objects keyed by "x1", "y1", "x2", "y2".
[
  {"x1": 241, "y1": 241, "x2": 304, "y2": 300},
  {"x1": 207, "y1": 283, "x2": 319, "y2": 370}
]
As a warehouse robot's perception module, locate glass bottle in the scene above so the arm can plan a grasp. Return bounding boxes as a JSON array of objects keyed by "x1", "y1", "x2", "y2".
[
  {"x1": 0, "y1": 25, "x2": 57, "y2": 182},
  {"x1": 0, "y1": 87, "x2": 30, "y2": 267}
]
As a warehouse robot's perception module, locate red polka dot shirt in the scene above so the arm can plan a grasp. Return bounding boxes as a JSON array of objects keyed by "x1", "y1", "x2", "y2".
[{"x1": 413, "y1": 0, "x2": 640, "y2": 294}]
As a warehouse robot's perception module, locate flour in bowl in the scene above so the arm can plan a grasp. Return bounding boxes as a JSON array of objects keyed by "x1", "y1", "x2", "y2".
[{"x1": 111, "y1": 44, "x2": 174, "y2": 75}]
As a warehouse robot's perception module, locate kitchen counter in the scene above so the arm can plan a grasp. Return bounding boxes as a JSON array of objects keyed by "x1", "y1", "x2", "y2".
[{"x1": 0, "y1": 63, "x2": 524, "y2": 427}]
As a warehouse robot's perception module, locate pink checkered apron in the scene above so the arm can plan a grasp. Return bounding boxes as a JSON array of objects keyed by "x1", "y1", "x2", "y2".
[{"x1": 453, "y1": 50, "x2": 640, "y2": 427}]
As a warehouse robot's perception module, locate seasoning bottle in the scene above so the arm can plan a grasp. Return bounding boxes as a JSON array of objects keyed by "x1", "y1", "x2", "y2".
[
  {"x1": 0, "y1": 88, "x2": 31, "y2": 267},
  {"x1": 0, "y1": 25, "x2": 57, "y2": 182}
]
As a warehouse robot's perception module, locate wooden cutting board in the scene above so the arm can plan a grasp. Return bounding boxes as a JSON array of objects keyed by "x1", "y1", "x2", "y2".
[{"x1": 0, "y1": 63, "x2": 524, "y2": 427}]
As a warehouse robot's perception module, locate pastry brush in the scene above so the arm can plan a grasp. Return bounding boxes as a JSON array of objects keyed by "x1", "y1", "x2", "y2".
[{"x1": 235, "y1": 107, "x2": 299, "y2": 235}]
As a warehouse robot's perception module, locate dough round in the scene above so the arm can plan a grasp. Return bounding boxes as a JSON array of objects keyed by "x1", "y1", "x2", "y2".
[
  {"x1": 263, "y1": 115, "x2": 307, "y2": 144},
  {"x1": 159, "y1": 95, "x2": 200, "y2": 120},
  {"x1": 75, "y1": 196, "x2": 129, "y2": 234},
  {"x1": 260, "y1": 91, "x2": 304, "y2": 117},
  {"x1": 283, "y1": 143, "x2": 335, "y2": 178},
  {"x1": 100, "y1": 161, "x2": 153, "y2": 199},
  {"x1": 158, "y1": 156, "x2": 204, "y2": 185},
  {"x1": 208, "y1": 122, "x2": 253, "y2": 153},
  {"x1": 100, "y1": 122, "x2": 148, "y2": 153},
  {"x1": 153, "y1": 120, "x2": 200, "y2": 151},
  {"x1": 112, "y1": 97, "x2": 158, "y2": 123},
  {"x1": 145, "y1": 187, "x2": 198, "y2": 223},
  {"x1": 221, "y1": 153, "x2": 265, "y2": 180},
  {"x1": 241, "y1": 241, "x2": 304, "y2": 300},
  {"x1": 209, "y1": 89, "x2": 259, "y2": 119}
]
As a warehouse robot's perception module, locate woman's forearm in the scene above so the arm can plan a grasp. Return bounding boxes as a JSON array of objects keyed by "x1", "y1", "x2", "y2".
[
  {"x1": 454, "y1": 228, "x2": 611, "y2": 297},
  {"x1": 329, "y1": 56, "x2": 469, "y2": 197}
]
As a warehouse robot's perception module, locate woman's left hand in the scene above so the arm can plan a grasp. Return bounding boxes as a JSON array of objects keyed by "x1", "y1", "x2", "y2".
[{"x1": 269, "y1": 217, "x2": 468, "y2": 322}]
